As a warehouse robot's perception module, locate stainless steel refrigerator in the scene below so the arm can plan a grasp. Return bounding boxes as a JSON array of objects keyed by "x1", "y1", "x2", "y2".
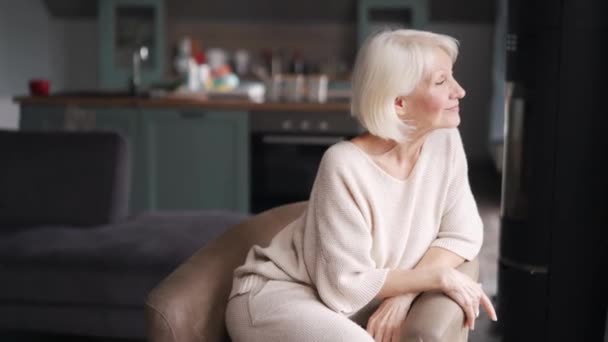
[{"x1": 498, "y1": 0, "x2": 608, "y2": 341}]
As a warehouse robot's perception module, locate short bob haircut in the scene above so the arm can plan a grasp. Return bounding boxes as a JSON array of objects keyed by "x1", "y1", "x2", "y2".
[{"x1": 350, "y1": 29, "x2": 459, "y2": 142}]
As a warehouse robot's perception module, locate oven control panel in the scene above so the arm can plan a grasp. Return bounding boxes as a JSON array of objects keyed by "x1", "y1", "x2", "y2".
[{"x1": 251, "y1": 112, "x2": 362, "y2": 135}]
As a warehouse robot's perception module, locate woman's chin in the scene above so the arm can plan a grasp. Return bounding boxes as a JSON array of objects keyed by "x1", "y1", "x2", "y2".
[{"x1": 442, "y1": 113, "x2": 461, "y2": 128}]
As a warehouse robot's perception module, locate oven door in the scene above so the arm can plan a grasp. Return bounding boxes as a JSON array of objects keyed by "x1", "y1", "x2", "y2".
[{"x1": 250, "y1": 133, "x2": 347, "y2": 213}]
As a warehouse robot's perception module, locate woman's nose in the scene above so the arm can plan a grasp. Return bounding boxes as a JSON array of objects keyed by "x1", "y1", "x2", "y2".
[{"x1": 452, "y1": 80, "x2": 466, "y2": 99}]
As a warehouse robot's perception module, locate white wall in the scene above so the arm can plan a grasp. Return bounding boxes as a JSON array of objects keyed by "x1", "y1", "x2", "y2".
[
  {"x1": 50, "y1": 19, "x2": 98, "y2": 91},
  {"x1": 0, "y1": 0, "x2": 51, "y2": 129},
  {"x1": 0, "y1": 0, "x2": 97, "y2": 129}
]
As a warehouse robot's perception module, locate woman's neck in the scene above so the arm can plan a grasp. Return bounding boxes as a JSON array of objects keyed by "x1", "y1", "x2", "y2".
[
  {"x1": 358, "y1": 131, "x2": 427, "y2": 161},
  {"x1": 351, "y1": 131, "x2": 429, "y2": 180}
]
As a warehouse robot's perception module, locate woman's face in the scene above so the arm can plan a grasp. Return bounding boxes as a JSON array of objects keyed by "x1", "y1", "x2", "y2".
[{"x1": 397, "y1": 48, "x2": 466, "y2": 133}]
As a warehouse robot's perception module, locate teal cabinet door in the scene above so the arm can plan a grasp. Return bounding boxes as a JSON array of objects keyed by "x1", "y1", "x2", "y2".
[
  {"x1": 92, "y1": 107, "x2": 147, "y2": 215},
  {"x1": 142, "y1": 109, "x2": 250, "y2": 212},
  {"x1": 93, "y1": 107, "x2": 139, "y2": 138},
  {"x1": 357, "y1": 0, "x2": 429, "y2": 45},
  {"x1": 20, "y1": 105, "x2": 67, "y2": 131},
  {"x1": 98, "y1": 0, "x2": 166, "y2": 90}
]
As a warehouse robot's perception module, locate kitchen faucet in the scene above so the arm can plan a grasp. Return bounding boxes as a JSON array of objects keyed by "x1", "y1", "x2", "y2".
[{"x1": 130, "y1": 46, "x2": 149, "y2": 96}]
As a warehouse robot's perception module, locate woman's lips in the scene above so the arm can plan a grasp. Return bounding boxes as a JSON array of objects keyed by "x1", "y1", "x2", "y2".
[{"x1": 446, "y1": 105, "x2": 460, "y2": 112}]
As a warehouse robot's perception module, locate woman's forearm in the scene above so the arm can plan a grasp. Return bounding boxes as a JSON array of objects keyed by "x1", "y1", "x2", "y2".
[
  {"x1": 415, "y1": 246, "x2": 465, "y2": 269},
  {"x1": 376, "y1": 267, "x2": 442, "y2": 299},
  {"x1": 375, "y1": 247, "x2": 465, "y2": 299}
]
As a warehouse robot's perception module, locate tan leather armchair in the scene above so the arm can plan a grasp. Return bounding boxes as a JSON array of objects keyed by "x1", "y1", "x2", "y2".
[{"x1": 145, "y1": 202, "x2": 478, "y2": 342}]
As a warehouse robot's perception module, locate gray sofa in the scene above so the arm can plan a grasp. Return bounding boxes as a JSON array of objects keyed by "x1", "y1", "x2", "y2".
[{"x1": 0, "y1": 130, "x2": 248, "y2": 339}]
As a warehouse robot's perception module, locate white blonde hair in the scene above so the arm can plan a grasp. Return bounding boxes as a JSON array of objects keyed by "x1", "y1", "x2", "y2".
[{"x1": 350, "y1": 29, "x2": 459, "y2": 142}]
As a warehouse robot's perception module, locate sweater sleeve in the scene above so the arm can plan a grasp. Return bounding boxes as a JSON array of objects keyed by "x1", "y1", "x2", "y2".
[
  {"x1": 303, "y1": 149, "x2": 389, "y2": 315},
  {"x1": 431, "y1": 129, "x2": 483, "y2": 261}
]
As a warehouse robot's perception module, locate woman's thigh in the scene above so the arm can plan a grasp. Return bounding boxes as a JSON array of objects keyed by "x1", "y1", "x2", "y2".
[{"x1": 226, "y1": 280, "x2": 374, "y2": 342}]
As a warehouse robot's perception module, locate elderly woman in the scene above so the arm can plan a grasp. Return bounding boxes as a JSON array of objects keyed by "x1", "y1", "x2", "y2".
[{"x1": 225, "y1": 29, "x2": 497, "y2": 342}]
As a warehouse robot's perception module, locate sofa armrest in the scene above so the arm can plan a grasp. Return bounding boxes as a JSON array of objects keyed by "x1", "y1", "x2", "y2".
[
  {"x1": 145, "y1": 202, "x2": 307, "y2": 342},
  {"x1": 402, "y1": 258, "x2": 479, "y2": 342}
]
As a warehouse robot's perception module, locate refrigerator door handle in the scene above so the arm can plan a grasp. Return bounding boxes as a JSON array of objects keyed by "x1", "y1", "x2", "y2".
[{"x1": 501, "y1": 81, "x2": 528, "y2": 220}]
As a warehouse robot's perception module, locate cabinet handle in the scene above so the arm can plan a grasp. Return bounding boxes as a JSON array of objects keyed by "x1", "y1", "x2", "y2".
[{"x1": 179, "y1": 111, "x2": 206, "y2": 119}]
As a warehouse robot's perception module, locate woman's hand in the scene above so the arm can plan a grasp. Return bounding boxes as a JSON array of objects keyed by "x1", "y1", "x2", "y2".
[
  {"x1": 366, "y1": 293, "x2": 416, "y2": 342},
  {"x1": 438, "y1": 267, "x2": 498, "y2": 330}
]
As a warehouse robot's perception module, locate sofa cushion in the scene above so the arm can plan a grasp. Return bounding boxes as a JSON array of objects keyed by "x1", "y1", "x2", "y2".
[{"x1": 0, "y1": 210, "x2": 248, "y2": 308}]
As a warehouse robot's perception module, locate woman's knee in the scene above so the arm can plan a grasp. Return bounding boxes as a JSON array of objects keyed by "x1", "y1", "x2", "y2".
[{"x1": 225, "y1": 294, "x2": 253, "y2": 341}]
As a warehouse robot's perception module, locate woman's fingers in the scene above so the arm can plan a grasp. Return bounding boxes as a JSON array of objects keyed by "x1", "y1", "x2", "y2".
[
  {"x1": 465, "y1": 286, "x2": 479, "y2": 329},
  {"x1": 465, "y1": 300, "x2": 476, "y2": 330},
  {"x1": 455, "y1": 293, "x2": 474, "y2": 330},
  {"x1": 366, "y1": 317, "x2": 375, "y2": 337},
  {"x1": 391, "y1": 325, "x2": 401, "y2": 342},
  {"x1": 368, "y1": 316, "x2": 384, "y2": 342},
  {"x1": 374, "y1": 325, "x2": 384, "y2": 342},
  {"x1": 480, "y1": 291, "x2": 498, "y2": 321},
  {"x1": 473, "y1": 298, "x2": 480, "y2": 321},
  {"x1": 386, "y1": 310, "x2": 400, "y2": 342},
  {"x1": 464, "y1": 288, "x2": 481, "y2": 330},
  {"x1": 366, "y1": 301, "x2": 409, "y2": 342},
  {"x1": 442, "y1": 269, "x2": 497, "y2": 330},
  {"x1": 472, "y1": 290, "x2": 480, "y2": 319}
]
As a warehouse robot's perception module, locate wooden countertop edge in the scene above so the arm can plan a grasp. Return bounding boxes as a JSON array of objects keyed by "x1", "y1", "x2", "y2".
[{"x1": 13, "y1": 96, "x2": 351, "y2": 113}]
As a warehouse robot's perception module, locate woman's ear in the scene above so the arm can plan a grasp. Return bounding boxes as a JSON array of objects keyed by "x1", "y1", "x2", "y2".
[{"x1": 394, "y1": 97, "x2": 407, "y2": 116}]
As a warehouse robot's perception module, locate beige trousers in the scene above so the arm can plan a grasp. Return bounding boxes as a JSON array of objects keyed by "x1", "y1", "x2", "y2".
[{"x1": 226, "y1": 279, "x2": 381, "y2": 342}]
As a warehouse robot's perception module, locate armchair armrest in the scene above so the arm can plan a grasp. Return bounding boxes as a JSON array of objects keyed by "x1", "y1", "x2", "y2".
[
  {"x1": 145, "y1": 202, "x2": 478, "y2": 342},
  {"x1": 402, "y1": 258, "x2": 479, "y2": 342},
  {"x1": 145, "y1": 202, "x2": 307, "y2": 342}
]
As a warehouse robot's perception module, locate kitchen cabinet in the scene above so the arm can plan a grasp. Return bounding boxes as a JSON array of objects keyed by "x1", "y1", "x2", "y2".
[
  {"x1": 141, "y1": 109, "x2": 249, "y2": 212},
  {"x1": 20, "y1": 105, "x2": 66, "y2": 131},
  {"x1": 357, "y1": 0, "x2": 429, "y2": 45},
  {"x1": 98, "y1": 0, "x2": 166, "y2": 90},
  {"x1": 18, "y1": 105, "x2": 250, "y2": 214},
  {"x1": 92, "y1": 108, "x2": 148, "y2": 214}
]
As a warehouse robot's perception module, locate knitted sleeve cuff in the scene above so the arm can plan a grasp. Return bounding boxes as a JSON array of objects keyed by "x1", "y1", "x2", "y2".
[{"x1": 317, "y1": 267, "x2": 390, "y2": 315}]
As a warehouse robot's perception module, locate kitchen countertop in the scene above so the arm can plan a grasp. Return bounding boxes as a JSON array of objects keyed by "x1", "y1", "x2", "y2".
[{"x1": 13, "y1": 93, "x2": 351, "y2": 113}]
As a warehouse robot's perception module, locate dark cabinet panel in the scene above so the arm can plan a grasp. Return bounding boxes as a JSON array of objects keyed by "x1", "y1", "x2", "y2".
[{"x1": 44, "y1": 0, "x2": 496, "y2": 23}]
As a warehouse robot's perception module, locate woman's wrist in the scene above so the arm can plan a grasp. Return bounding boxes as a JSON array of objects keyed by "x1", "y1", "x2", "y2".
[
  {"x1": 398, "y1": 292, "x2": 418, "y2": 301},
  {"x1": 378, "y1": 267, "x2": 449, "y2": 299},
  {"x1": 419, "y1": 266, "x2": 448, "y2": 292}
]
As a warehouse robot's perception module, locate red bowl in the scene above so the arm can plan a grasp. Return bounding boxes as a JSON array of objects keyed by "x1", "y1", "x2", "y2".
[{"x1": 29, "y1": 79, "x2": 50, "y2": 96}]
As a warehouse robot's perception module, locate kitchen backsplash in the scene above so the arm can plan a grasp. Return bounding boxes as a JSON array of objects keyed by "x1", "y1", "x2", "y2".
[{"x1": 167, "y1": 19, "x2": 357, "y2": 78}]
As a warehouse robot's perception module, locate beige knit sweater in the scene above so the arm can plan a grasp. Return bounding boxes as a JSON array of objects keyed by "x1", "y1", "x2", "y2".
[{"x1": 229, "y1": 128, "x2": 483, "y2": 316}]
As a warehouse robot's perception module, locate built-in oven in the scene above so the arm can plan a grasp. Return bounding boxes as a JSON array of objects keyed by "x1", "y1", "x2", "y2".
[{"x1": 250, "y1": 111, "x2": 362, "y2": 213}]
